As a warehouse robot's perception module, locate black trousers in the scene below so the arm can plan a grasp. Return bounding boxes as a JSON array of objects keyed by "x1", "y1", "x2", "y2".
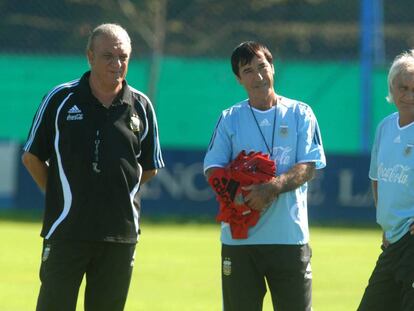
[
  {"x1": 358, "y1": 232, "x2": 414, "y2": 311},
  {"x1": 221, "y1": 243, "x2": 312, "y2": 311},
  {"x1": 36, "y1": 239, "x2": 136, "y2": 311}
]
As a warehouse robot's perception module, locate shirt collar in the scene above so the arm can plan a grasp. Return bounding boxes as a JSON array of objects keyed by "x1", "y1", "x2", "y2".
[{"x1": 77, "y1": 71, "x2": 133, "y2": 106}]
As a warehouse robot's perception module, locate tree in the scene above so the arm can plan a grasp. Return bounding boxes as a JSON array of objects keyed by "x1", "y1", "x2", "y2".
[{"x1": 118, "y1": 0, "x2": 168, "y2": 106}]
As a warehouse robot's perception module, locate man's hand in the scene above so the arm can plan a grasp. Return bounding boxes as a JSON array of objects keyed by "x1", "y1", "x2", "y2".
[
  {"x1": 242, "y1": 162, "x2": 316, "y2": 212},
  {"x1": 242, "y1": 178, "x2": 278, "y2": 211},
  {"x1": 141, "y1": 169, "x2": 158, "y2": 185},
  {"x1": 410, "y1": 222, "x2": 414, "y2": 236},
  {"x1": 382, "y1": 232, "x2": 390, "y2": 249},
  {"x1": 383, "y1": 223, "x2": 414, "y2": 249}
]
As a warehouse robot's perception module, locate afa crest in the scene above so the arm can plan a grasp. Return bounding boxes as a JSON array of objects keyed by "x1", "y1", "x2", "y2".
[
  {"x1": 404, "y1": 144, "x2": 413, "y2": 156},
  {"x1": 42, "y1": 244, "x2": 51, "y2": 262},
  {"x1": 130, "y1": 114, "x2": 141, "y2": 132},
  {"x1": 223, "y1": 257, "x2": 232, "y2": 276},
  {"x1": 279, "y1": 125, "x2": 288, "y2": 137}
]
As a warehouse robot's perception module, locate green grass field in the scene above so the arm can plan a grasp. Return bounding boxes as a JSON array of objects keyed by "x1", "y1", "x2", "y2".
[{"x1": 0, "y1": 215, "x2": 382, "y2": 311}]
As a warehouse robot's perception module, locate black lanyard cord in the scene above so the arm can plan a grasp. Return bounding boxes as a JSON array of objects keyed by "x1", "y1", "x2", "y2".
[{"x1": 248, "y1": 102, "x2": 277, "y2": 157}]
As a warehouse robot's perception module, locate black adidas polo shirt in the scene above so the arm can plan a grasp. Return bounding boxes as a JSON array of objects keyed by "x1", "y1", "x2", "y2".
[{"x1": 24, "y1": 71, "x2": 164, "y2": 243}]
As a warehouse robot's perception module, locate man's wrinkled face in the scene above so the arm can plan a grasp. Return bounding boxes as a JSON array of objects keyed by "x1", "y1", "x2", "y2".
[
  {"x1": 392, "y1": 68, "x2": 414, "y2": 116},
  {"x1": 87, "y1": 34, "x2": 131, "y2": 89},
  {"x1": 236, "y1": 51, "x2": 275, "y2": 97}
]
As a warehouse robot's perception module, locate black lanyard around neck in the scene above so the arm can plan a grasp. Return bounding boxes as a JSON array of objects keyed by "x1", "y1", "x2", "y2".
[{"x1": 248, "y1": 102, "x2": 277, "y2": 157}]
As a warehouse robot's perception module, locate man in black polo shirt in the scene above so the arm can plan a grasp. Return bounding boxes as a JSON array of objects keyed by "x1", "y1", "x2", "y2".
[{"x1": 22, "y1": 23, "x2": 164, "y2": 311}]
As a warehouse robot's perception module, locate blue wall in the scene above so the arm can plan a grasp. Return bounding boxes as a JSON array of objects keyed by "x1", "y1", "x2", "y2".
[
  {"x1": 139, "y1": 150, "x2": 375, "y2": 223},
  {"x1": 10, "y1": 147, "x2": 376, "y2": 224}
]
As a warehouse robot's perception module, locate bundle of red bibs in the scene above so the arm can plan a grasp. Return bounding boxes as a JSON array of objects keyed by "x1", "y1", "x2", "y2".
[{"x1": 208, "y1": 151, "x2": 276, "y2": 239}]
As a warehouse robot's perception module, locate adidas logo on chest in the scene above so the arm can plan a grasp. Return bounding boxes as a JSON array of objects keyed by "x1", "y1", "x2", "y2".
[
  {"x1": 259, "y1": 118, "x2": 271, "y2": 127},
  {"x1": 67, "y1": 105, "x2": 84, "y2": 121}
]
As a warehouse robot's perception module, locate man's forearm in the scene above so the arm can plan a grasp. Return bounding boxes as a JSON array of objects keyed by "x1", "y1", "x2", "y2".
[
  {"x1": 141, "y1": 169, "x2": 158, "y2": 185},
  {"x1": 21, "y1": 152, "x2": 48, "y2": 193},
  {"x1": 272, "y1": 162, "x2": 316, "y2": 195},
  {"x1": 371, "y1": 180, "x2": 378, "y2": 208}
]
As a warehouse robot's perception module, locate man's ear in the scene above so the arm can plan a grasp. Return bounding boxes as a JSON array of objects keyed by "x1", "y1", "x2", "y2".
[
  {"x1": 235, "y1": 74, "x2": 242, "y2": 84},
  {"x1": 87, "y1": 49, "x2": 94, "y2": 66}
]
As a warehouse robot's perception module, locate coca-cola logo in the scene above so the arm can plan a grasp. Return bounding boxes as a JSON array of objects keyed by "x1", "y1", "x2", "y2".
[
  {"x1": 378, "y1": 163, "x2": 410, "y2": 185},
  {"x1": 272, "y1": 146, "x2": 292, "y2": 165}
]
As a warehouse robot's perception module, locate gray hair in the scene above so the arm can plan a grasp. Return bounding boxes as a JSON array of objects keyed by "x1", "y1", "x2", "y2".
[
  {"x1": 86, "y1": 23, "x2": 131, "y2": 52},
  {"x1": 387, "y1": 49, "x2": 414, "y2": 103}
]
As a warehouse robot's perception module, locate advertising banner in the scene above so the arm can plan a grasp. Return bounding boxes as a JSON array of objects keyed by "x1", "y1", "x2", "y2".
[
  {"x1": 14, "y1": 148, "x2": 376, "y2": 223},
  {"x1": 139, "y1": 150, "x2": 375, "y2": 223}
]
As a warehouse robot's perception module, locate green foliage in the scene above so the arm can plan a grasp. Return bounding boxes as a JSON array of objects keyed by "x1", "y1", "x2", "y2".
[{"x1": 0, "y1": 218, "x2": 381, "y2": 310}]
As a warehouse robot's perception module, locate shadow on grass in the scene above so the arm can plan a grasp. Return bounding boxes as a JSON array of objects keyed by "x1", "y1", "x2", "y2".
[
  {"x1": 0, "y1": 208, "x2": 218, "y2": 225},
  {"x1": 0, "y1": 208, "x2": 379, "y2": 231},
  {"x1": 310, "y1": 220, "x2": 379, "y2": 231},
  {"x1": 0, "y1": 208, "x2": 43, "y2": 223}
]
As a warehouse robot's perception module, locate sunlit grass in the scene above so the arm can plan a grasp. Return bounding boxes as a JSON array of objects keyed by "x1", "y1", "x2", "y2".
[{"x1": 0, "y1": 216, "x2": 381, "y2": 311}]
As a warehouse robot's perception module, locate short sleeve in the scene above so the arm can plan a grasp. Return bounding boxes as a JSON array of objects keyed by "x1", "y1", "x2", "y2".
[
  {"x1": 296, "y1": 105, "x2": 326, "y2": 169},
  {"x1": 138, "y1": 100, "x2": 164, "y2": 170},
  {"x1": 203, "y1": 114, "x2": 232, "y2": 173},
  {"x1": 23, "y1": 94, "x2": 55, "y2": 161},
  {"x1": 369, "y1": 125, "x2": 380, "y2": 180}
]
